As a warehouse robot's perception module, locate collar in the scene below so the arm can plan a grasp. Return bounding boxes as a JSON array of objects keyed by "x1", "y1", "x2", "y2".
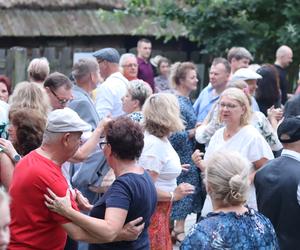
[{"x1": 281, "y1": 149, "x2": 300, "y2": 162}]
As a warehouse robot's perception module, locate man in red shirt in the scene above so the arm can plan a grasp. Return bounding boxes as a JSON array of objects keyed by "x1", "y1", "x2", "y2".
[{"x1": 9, "y1": 108, "x2": 90, "y2": 250}]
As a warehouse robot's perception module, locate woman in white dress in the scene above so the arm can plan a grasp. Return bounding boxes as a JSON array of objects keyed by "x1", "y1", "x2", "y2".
[{"x1": 193, "y1": 88, "x2": 274, "y2": 211}]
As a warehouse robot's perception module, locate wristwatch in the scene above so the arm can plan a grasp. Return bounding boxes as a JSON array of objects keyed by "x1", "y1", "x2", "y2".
[{"x1": 13, "y1": 154, "x2": 21, "y2": 163}]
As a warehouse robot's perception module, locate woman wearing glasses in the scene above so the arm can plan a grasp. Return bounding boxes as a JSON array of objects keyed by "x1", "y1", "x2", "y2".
[
  {"x1": 45, "y1": 116, "x2": 157, "y2": 249},
  {"x1": 194, "y1": 88, "x2": 273, "y2": 211}
]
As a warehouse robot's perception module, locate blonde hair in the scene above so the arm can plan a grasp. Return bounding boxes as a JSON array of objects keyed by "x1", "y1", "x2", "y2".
[
  {"x1": 218, "y1": 88, "x2": 251, "y2": 126},
  {"x1": 170, "y1": 62, "x2": 196, "y2": 88},
  {"x1": 143, "y1": 93, "x2": 184, "y2": 137},
  {"x1": 205, "y1": 150, "x2": 250, "y2": 206},
  {"x1": 27, "y1": 57, "x2": 50, "y2": 83},
  {"x1": 9, "y1": 81, "x2": 51, "y2": 118}
]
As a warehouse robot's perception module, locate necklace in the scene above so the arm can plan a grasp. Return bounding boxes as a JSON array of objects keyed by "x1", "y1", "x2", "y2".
[{"x1": 224, "y1": 126, "x2": 242, "y2": 140}]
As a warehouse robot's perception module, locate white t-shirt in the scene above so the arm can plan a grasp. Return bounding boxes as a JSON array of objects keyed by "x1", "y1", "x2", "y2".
[
  {"x1": 139, "y1": 131, "x2": 181, "y2": 192},
  {"x1": 203, "y1": 124, "x2": 274, "y2": 212},
  {"x1": 205, "y1": 124, "x2": 274, "y2": 162},
  {"x1": 95, "y1": 72, "x2": 128, "y2": 120}
]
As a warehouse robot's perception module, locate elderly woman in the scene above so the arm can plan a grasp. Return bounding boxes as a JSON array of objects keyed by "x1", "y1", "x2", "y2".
[
  {"x1": 168, "y1": 62, "x2": 204, "y2": 242},
  {"x1": 27, "y1": 57, "x2": 50, "y2": 84},
  {"x1": 138, "y1": 93, "x2": 195, "y2": 250},
  {"x1": 122, "y1": 79, "x2": 153, "y2": 122},
  {"x1": 45, "y1": 116, "x2": 157, "y2": 249},
  {"x1": 0, "y1": 188, "x2": 10, "y2": 250},
  {"x1": 181, "y1": 151, "x2": 279, "y2": 249},
  {"x1": 154, "y1": 57, "x2": 171, "y2": 92},
  {"x1": 195, "y1": 88, "x2": 274, "y2": 211}
]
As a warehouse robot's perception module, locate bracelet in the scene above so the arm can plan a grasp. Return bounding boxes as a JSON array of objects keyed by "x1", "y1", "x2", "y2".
[{"x1": 170, "y1": 191, "x2": 174, "y2": 202}]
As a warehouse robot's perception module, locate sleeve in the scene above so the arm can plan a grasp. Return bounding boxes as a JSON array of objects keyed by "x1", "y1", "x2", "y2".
[
  {"x1": 69, "y1": 99, "x2": 95, "y2": 128},
  {"x1": 105, "y1": 179, "x2": 131, "y2": 211},
  {"x1": 139, "y1": 148, "x2": 163, "y2": 174},
  {"x1": 246, "y1": 132, "x2": 274, "y2": 162},
  {"x1": 95, "y1": 84, "x2": 114, "y2": 120},
  {"x1": 180, "y1": 224, "x2": 209, "y2": 250},
  {"x1": 256, "y1": 113, "x2": 282, "y2": 151}
]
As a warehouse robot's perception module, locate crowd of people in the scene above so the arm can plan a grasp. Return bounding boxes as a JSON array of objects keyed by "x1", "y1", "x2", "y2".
[{"x1": 0, "y1": 39, "x2": 300, "y2": 250}]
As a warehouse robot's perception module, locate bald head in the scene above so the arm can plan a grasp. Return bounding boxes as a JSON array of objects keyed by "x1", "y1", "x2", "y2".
[{"x1": 275, "y1": 45, "x2": 293, "y2": 68}]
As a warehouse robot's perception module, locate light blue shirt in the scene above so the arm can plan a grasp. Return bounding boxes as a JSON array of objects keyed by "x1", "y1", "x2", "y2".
[{"x1": 193, "y1": 84, "x2": 220, "y2": 122}]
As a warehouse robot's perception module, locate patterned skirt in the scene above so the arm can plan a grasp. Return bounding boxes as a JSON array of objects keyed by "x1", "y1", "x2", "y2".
[{"x1": 149, "y1": 201, "x2": 172, "y2": 250}]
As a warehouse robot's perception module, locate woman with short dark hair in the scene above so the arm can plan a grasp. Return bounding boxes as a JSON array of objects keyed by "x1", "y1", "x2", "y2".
[{"x1": 45, "y1": 116, "x2": 157, "y2": 249}]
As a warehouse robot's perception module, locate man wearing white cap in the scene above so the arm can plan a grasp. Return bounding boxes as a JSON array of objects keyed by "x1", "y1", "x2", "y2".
[
  {"x1": 231, "y1": 67, "x2": 262, "y2": 111},
  {"x1": 9, "y1": 108, "x2": 90, "y2": 250}
]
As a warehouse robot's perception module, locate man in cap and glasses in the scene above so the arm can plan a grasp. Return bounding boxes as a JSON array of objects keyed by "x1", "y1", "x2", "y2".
[
  {"x1": 9, "y1": 108, "x2": 142, "y2": 250},
  {"x1": 255, "y1": 116, "x2": 300, "y2": 250},
  {"x1": 93, "y1": 48, "x2": 128, "y2": 120}
]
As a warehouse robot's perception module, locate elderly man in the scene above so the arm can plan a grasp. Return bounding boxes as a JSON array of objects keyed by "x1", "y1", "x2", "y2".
[
  {"x1": 119, "y1": 53, "x2": 138, "y2": 81},
  {"x1": 227, "y1": 46, "x2": 253, "y2": 77},
  {"x1": 274, "y1": 45, "x2": 293, "y2": 104},
  {"x1": 255, "y1": 116, "x2": 300, "y2": 250},
  {"x1": 136, "y1": 38, "x2": 155, "y2": 91},
  {"x1": 44, "y1": 72, "x2": 73, "y2": 109},
  {"x1": 69, "y1": 58, "x2": 109, "y2": 203},
  {"x1": 9, "y1": 108, "x2": 142, "y2": 250},
  {"x1": 193, "y1": 57, "x2": 231, "y2": 122},
  {"x1": 93, "y1": 48, "x2": 128, "y2": 120}
]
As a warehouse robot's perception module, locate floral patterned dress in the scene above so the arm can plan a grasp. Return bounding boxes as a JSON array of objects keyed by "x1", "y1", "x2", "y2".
[
  {"x1": 170, "y1": 95, "x2": 204, "y2": 220},
  {"x1": 180, "y1": 208, "x2": 279, "y2": 250}
]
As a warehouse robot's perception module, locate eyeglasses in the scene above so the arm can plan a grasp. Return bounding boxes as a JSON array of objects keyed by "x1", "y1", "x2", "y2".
[
  {"x1": 49, "y1": 88, "x2": 70, "y2": 106},
  {"x1": 219, "y1": 102, "x2": 239, "y2": 109},
  {"x1": 123, "y1": 63, "x2": 138, "y2": 68},
  {"x1": 99, "y1": 141, "x2": 108, "y2": 150}
]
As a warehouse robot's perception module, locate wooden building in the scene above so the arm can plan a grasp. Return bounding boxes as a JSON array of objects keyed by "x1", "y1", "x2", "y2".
[{"x1": 0, "y1": 0, "x2": 202, "y2": 86}]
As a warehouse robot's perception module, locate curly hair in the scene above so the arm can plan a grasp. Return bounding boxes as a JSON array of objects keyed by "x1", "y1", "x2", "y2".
[
  {"x1": 104, "y1": 116, "x2": 144, "y2": 160},
  {"x1": 9, "y1": 108, "x2": 46, "y2": 156}
]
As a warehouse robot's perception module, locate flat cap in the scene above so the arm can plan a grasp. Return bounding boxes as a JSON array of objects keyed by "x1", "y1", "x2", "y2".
[
  {"x1": 277, "y1": 116, "x2": 300, "y2": 143},
  {"x1": 92, "y1": 48, "x2": 120, "y2": 63},
  {"x1": 232, "y1": 68, "x2": 262, "y2": 81},
  {"x1": 46, "y1": 108, "x2": 91, "y2": 133}
]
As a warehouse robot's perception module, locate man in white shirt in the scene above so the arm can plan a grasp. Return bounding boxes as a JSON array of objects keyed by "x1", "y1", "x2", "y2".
[{"x1": 93, "y1": 48, "x2": 128, "y2": 120}]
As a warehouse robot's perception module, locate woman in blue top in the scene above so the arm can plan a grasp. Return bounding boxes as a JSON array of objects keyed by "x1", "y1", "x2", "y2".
[
  {"x1": 181, "y1": 151, "x2": 279, "y2": 250},
  {"x1": 45, "y1": 116, "x2": 157, "y2": 250}
]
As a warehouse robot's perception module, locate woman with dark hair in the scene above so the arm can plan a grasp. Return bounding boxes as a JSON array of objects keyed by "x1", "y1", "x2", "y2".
[
  {"x1": 45, "y1": 116, "x2": 157, "y2": 249},
  {"x1": 0, "y1": 75, "x2": 11, "y2": 103},
  {"x1": 255, "y1": 64, "x2": 281, "y2": 116},
  {"x1": 0, "y1": 108, "x2": 46, "y2": 189}
]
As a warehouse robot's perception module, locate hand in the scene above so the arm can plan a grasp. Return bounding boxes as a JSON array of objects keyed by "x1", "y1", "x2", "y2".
[
  {"x1": 118, "y1": 217, "x2": 145, "y2": 241},
  {"x1": 0, "y1": 138, "x2": 18, "y2": 160},
  {"x1": 75, "y1": 189, "x2": 93, "y2": 212},
  {"x1": 267, "y1": 106, "x2": 283, "y2": 122},
  {"x1": 97, "y1": 116, "x2": 112, "y2": 133},
  {"x1": 44, "y1": 188, "x2": 73, "y2": 216},
  {"x1": 187, "y1": 128, "x2": 196, "y2": 139},
  {"x1": 181, "y1": 164, "x2": 190, "y2": 172},
  {"x1": 173, "y1": 182, "x2": 195, "y2": 201},
  {"x1": 192, "y1": 149, "x2": 205, "y2": 171}
]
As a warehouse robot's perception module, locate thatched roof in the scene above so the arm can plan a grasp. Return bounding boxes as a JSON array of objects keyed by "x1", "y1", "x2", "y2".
[
  {"x1": 0, "y1": 0, "x2": 125, "y2": 10},
  {"x1": 0, "y1": 0, "x2": 185, "y2": 37}
]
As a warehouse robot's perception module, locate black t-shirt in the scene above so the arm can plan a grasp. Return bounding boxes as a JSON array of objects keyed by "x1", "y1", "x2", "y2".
[{"x1": 89, "y1": 171, "x2": 157, "y2": 250}]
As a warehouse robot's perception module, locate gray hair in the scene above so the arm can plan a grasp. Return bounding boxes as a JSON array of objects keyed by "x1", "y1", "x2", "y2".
[
  {"x1": 27, "y1": 57, "x2": 50, "y2": 83},
  {"x1": 227, "y1": 47, "x2": 253, "y2": 62},
  {"x1": 212, "y1": 57, "x2": 231, "y2": 74},
  {"x1": 42, "y1": 130, "x2": 65, "y2": 144},
  {"x1": 205, "y1": 151, "x2": 250, "y2": 206},
  {"x1": 119, "y1": 53, "x2": 137, "y2": 67},
  {"x1": 128, "y1": 80, "x2": 153, "y2": 108},
  {"x1": 72, "y1": 58, "x2": 99, "y2": 81}
]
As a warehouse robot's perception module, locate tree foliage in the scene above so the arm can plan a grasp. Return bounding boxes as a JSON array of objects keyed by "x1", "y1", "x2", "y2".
[{"x1": 119, "y1": 0, "x2": 300, "y2": 64}]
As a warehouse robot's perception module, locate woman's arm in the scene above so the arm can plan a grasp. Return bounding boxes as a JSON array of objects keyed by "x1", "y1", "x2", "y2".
[
  {"x1": 0, "y1": 153, "x2": 15, "y2": 189},
  {"x1": 147, "y1": 170, "x2": 194, "y2": 202},
  {"x1": 45, "y1": 189, "x2": 128, "y2": 242}
]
